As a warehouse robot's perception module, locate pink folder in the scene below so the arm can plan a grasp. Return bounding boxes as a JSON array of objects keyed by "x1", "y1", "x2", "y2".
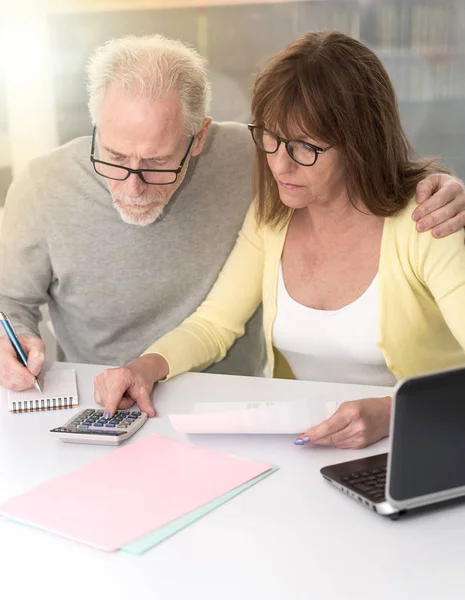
[{"x1": 0, "y1": 434, "x2": 272, "y2": 551}]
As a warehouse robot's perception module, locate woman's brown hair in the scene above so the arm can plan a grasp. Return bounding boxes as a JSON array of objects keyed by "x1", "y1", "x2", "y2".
[{"x1": 251, "y1": 30, "x2": 448, "y2": 228}]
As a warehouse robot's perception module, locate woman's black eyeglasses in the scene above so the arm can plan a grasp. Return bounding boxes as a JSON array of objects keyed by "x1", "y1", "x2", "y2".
[{"x1": 248, "y1": 124, "x2": 331, "y2": 167}]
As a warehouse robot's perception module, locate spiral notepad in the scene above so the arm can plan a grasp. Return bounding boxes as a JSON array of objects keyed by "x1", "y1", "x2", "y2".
[{"x1": 7, "y1": 369, "x2": 79, "y2": 413}]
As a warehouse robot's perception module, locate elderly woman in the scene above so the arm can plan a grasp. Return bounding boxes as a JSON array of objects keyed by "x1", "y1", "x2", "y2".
[{"x1": 96, "y1": 31, "x2": 465, "y2": 449}]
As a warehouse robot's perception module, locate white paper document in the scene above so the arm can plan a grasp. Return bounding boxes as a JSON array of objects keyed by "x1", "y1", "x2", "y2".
[
  {"x1": 7, "y1": 369, "x2": 79, "y2": 413},
  {"x1": 168, "y1": 397, "x2": 340, "y2": 434}
]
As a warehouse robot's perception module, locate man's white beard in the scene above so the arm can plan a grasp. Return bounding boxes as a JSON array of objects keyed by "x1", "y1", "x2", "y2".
[{"x1": 111, "y1": 193, "x2": 166, "y2": 226}]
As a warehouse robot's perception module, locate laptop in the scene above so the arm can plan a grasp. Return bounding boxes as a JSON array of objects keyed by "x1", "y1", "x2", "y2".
[{"x1": 320, "y1": 366, "x2": 465, "y2": 518}]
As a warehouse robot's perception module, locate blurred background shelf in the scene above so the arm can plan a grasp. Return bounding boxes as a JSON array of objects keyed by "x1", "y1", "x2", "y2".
[
  {"x1": 0, "y1": 0, "x2": 464, "y2": 207},
  {"x1": 46, "y1": 0, "x2": 320, "y2": 13}
]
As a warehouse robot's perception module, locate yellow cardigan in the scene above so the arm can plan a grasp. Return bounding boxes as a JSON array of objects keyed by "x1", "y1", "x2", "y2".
[{"x1": 144, "y1": 200, "x2": 465, "y2": 381}]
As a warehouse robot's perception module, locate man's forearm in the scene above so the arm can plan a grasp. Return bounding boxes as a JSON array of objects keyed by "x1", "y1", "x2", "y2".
[{"x1": 0, "y1": 295, "x2": 42, "y2": 338}]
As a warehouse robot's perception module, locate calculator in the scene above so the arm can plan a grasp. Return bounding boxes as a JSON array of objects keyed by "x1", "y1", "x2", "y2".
[{"x1": 50, "y1": 408, "x2": 148, "y2": 446}]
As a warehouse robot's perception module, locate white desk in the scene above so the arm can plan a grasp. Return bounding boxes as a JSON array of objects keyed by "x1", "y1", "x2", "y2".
[{"x1": 0, "y1": 363, "x2": 463, "y2": 600}]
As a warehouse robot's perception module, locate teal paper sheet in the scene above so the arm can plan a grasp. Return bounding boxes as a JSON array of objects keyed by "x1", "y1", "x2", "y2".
[{"x1": 120, "y1": 467, "x2": 279, "y2": 555}]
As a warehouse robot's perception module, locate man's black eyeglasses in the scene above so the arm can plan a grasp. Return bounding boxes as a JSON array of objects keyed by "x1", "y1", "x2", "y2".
[
  {"x1": 90, "y1": 126, "x2": 195, "y2": 185},
  {"x1": 248, "y1": 124, "x2": 332, "y2": 167}
]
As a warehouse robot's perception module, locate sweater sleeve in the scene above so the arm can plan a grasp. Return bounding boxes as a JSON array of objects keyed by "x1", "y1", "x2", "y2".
[
  {"x1": 0, "y1": 165, "x2": 52, "y2": 338},
  {"x1": 142, "y1": 204, "x2": 265, "y2": 378},
  {"x1": 416, "y1": 224, "x2": 465, "y2": 351}
]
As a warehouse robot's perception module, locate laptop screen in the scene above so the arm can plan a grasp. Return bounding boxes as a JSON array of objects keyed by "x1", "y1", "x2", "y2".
[{"x1": 388, "y1": 367, "x2": 465, "y2": 502}]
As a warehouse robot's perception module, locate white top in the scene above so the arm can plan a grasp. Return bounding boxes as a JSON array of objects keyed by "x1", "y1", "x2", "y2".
[{"x1": 273, "y1": 263, "x2": 397, "y2": 386}]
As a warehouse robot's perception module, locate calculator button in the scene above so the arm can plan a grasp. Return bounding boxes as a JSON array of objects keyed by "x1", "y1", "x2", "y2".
[
  {"x1": 104, "y1": 423, "x2": 115, "y2": 428},
  {"x1": 93, "y1": 423, "x2": 103, "y2": 427}
]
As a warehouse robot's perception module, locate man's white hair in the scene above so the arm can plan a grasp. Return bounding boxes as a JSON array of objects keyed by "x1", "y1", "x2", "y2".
[{"x1": 86, "y1": 34, "x2": 211, "y2": 135}]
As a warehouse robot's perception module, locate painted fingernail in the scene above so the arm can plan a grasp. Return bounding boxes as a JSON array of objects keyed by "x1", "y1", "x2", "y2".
[
  {"x1": 302, "y1": 436, "x2": 310, "y2": 443},
  {"x1": 294, "y1": 439, "x2": 304, "y2": 445},
  {"x1": 104, "y1": 411, "x2": 110, "y2": 419}
]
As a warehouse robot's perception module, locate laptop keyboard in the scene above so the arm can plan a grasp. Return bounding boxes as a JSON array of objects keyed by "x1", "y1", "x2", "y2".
[{"x1": 338, "y1": 466, "x2": 387, "y2": 503}]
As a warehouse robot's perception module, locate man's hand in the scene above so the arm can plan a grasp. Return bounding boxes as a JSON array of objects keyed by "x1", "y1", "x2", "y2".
[
  {"x1": 0, "y1": 334, "x2": 45, "y2": 391},
  {"x1": 94, "y1": 354, "x2": 170, "y2": 418},
  {"x1": 294, "y1": 396, "x2": 392, "y2": 449},
  {"x1": 413, "y1": 173, "x2": 465, "y2": 238}
]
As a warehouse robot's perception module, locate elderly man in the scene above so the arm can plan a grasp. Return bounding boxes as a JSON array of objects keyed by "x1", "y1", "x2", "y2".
[{"x1": 0, "y1": 34, "x2": 464, "y2": 405}]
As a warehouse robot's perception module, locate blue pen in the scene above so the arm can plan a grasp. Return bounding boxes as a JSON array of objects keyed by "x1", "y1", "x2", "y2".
[{"x1": 0, "y1": 312, "x2": 43, "y2": 393}]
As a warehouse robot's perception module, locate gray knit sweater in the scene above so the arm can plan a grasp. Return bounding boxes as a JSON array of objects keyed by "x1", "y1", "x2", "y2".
[{"x1": 0, "y1": 122, "x2": 265, "y2": 374}]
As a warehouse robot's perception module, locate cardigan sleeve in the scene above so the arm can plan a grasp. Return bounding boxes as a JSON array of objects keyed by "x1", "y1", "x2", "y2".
[
  {"x1": 416, "y1": 224, "x2": 465, "y2": 350},
  {"x1": 142, "y1": 204, "x2": 265, "y2": 378}
]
